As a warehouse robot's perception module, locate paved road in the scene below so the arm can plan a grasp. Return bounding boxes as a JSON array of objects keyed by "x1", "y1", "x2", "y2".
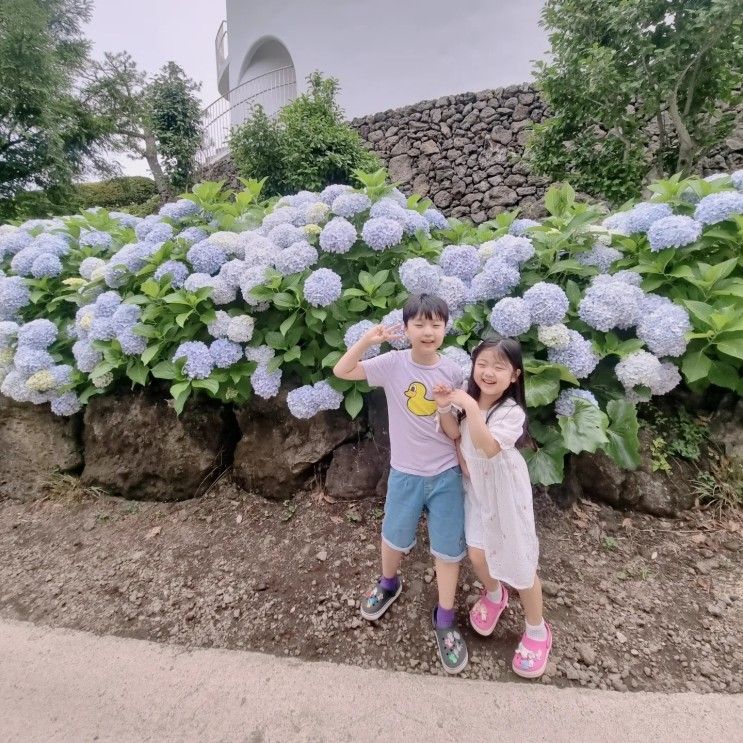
[{"x1": 1, "y1": 619, "x2": 740, "y2": 742}]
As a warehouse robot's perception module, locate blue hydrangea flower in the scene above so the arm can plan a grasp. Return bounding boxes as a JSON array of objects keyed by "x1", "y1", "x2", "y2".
[
  {"x1": 319, "y1": 217, "x2": 357, "y2": 254},
  {"x1": 578, "y1": 278, "x2": 644, "y2": 331},
  {"x1": 159, "y1": 199, "x2": 201, "y2": 221},
  {"x1": 144, "y1": 221, "x2": 174, "y2": 243},
  {"x1": 117, "y1": 329, "x2": 147, "y2": 356},
  {"x1": 381, "y1": 309, "x2": 410, "y2": 350},
  {"x1": 304, "y1": 268, "x2": 342, "y2": 307},
  {"x1": 370, "y1": 198, "x2": 406, "y2": 222},
  {"x1": 470, "y1": 258, "x2": 520, "y2": 301},
  {"x1": 0, "y1": 229, "x2": 32, "y2": 259},
  {"x1": 0, "y1": 276, "x2": 31, "y2": 319},
  {"x1": 615, "y1": 350, "x2": 664, "y2": 391},
  {"x1": 209, "y1": 231, "x2": 243, "y2": 255},
  {"x1": 207, "y1": 311, "x2": 231, "y2": 339},
  {"x1": 636, "y1": 297, "x2": 690, "y2": 357},
  {"x1": 423, "y1": 208, "x2": 448, "y2": 230},
  {"x1": 226, "y1": 315, "x2": 255, "y2": 343},
  {"x1": 268, "y1": 223, "x2": 305, "y2": 249},
  {"x1": 274, "y1": 241, "x2": 318, "y2": 275},
  {"x1": 154, "y1": 260, "x2": 189, "y2": 288},
  {"x1": 216, "y1": 259, "x2": 246, "y2": 289},
  {"x1": 331, "y1": 192, "x2": 371, "y2": 218},
  {"x1": 344, "y1": 320, "x2": 380, "y2": 360},
  {"x1": 17, "y1": 319, "x2": 57, "y2": 349},
  {"x1": 209, "y1": 339, "x2": 243, "y2": 368},
  {"x1": 300, "y1": 201, "x2": 330, "y2": 225},
  {"x1": 522, "y1": 282, "x2": 569, "y2": 325},
  {"x1": 30, "y1": 253, "x2": 62, "y2": 278},
  {"x1": 439, "y1": 245, "x2": 480, "y2": 282},
  {"x1": 312, "y1": 380, "x2": 344, "y2": 411},
  {"x1": 245, "y1": 344, "x2": 275, "y2": 365},
  {"x1": 537, "y1": 323, "x2": 570, "y2": 349},
  {"x1": 0, "y1": 320, "x2": 19, "y2": 348},
  {"x1": 647, "y1": 215, "x2": 702, "y2": 251},
  {"x1": 319, "y1": 184, "x2": 352, "y2": 206},
  {"x1": 481, "y1": 235, "x2": 534, "y2": 267},
  {"x1": 79, "y1": 257, "x2": 106, "y2": 281},
  {"x1": 177, "y1": 226, "x2": 208, "y2": 245},
  {"x1": 109, "y1": 304, "x2": 140, "y2": 336},
  {"x1": 361, "y1": 217, "x2": 404, "y2": 250},
  {"x1": 93, "y1": 291, "x2": 122, "y2": 317},
  {"x1": 183, "y1": 273, "x2": 214, "y2": 294},
  {"x1": 187, "y1": 240, "x2": 227, "y2": 275},
  {"x1": 547, "y1": 330, "x2": 599, "y2": 379},
  {"x1": 50, "y1": 392, "x2": 82, "y2": 417},
  {"x1": 239, "y1": 265, "x2": 270, "y2": 306},
  {"x1": 134, "y1": 215, "x2": 160, "y2": 240},
  {"x1": 33, "y1": 234, "x2": 70, "y2": 257},
  {"x1": 109, "y1": 212, "x2": 141, "y2": 229},
  {"x1": 554, "y1": 388, "x2": 598, "y2": 417},
  {"x1": 72, "y1": 340, "x2": 101, "y2": 373},
  {"x1": 401, "y1": 209, "x2": 431, "y2": 236},
  {"x1": 399, "y1": 258, "x2": 441, "y2": 295},
  {"x1": 436, "y1": 275, "x2": 467, "y2": 312},
  {"x1": 624, "y1": 202, "x2": 673, "y2": 233},
  {"x1": 441, "y1": 345, "x2": 472, "y2": 380},
  {"x1": 601, "y1": 213, "x2": 629, "y2": 235},
  {"x1": 576, "y1": 244, "x2": 623, "y2": 272},
  {"x1": 10, "y1": 246, "x2": 44, "y2": 276},
  {"x1": 509, "y1": 218, "x2": 540, "y2": 236},
  {"x1": 731, "y1": 170, "x2": 743, "y2": 192},
  {"x1": 251, "y1": 363, "x2": 282, "y2": 399},
  {"x1": 262, "y1": 206, "x2": 302, "y2": 230},
  {"x1": 79, "y1": 230, "x2": 113, "y2": 250},
  {"x1": 489, "y1": 297, "x2": 532, "y2": 337},
  {"x1": 14, "y1": 347, "x2": 54, "y2": 375},
  {"x1": 650, "y1": 361, "x2": 681, "y2": 396},
  {"x1": 211, "y1": 278, "x2": 237, "y2": 305},
  {"x1": 89, "y1": 316, "x2": 117, "y2": 341},
  {"x1": 694, "y1": 191, "x2": 743, "y2": 224},
  {"x1": 173, "y1": 341, "x2": 214, "y2": 380},
  {"x1": 287, "y1": 380, "x2": 343, "y2": 419}
]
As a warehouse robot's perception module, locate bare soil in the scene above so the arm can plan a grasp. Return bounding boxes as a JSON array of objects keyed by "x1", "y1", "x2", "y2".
[{"x1": 0, "y1": 478, "x2": 740, "y2": 693}]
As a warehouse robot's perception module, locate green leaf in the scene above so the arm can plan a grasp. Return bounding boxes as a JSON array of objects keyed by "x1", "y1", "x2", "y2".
[
  {"x1": 348, "y1": 298, "x2": 368, "y2": 312},
  {"x1": 175, "y1": 310, "x2": 193, "y2": 328},
  {"x1": 716, "y1": 340, "x2": 743, "y2": 362},
  {"x1": 682, "y1": 349, "x2": 712, "y2": 382},
  {"x1": 323, "y1": 329, "x2": 343, "y2": 348},
  {"x1": 172, "y1": 385, "x2": 191, "y2": 415},
  {"x1": 170, "y1": 381, "x2": 190, "y2": 399},
  {"x1": 280, "y1": 312, "x2": 298, "y2": 336},
  {"x1": 524, "y1": 441, "x2": 566, "y2": 485},
  {"x1": 322, "y1": 351, "x2": 343, "y2": 368},
  {"x1": 126, "y1": 361, "x2": 149, "y2": 387},
  {"x1": 265, "y1": 331, "x2": 287, "y2": 350},
  {"x1": 272, "y1": 292, "x2": 297, "y2": 310},
  {"x1": 310, "y1": 308, "x2": 328, "y2": 322},
  {"x1": 344, "y1": 388, "x2": 364, "y2": 418},
  {"x1": 558, "y1": 399, "x2": 609, "y2": 454},
  {"x1": 682, "y1": 300, "x2": 715, "y2": 326},
  {"x1": 192, "y1": 378, "x2": 220, "y2": 395},
  {"x1": 141, "y1": 279, "x2": 161, "y2": 298},
  {"x1": 602, "y1": 399, "x2": 640, "y2": 469},
  {"x1": 151, "y1": 361, "x2": 178, "y2": 380},
  {"x1": 525, "y1": 368, "x2": 561, "y2": 407},
  {"x1": 708, "y1": 362, "x2": 742, "y2": 391},
  {"x1": 283, "y1": 345, "x2": 301, "y2": 362},
  {"x1": 141, "y1": 344, "x2": 161, "y2": 365}
]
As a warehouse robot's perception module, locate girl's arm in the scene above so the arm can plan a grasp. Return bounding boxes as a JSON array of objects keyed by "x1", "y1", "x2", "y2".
[
  {"x1": 432, "y1": 384, "x2": 461, "y2": 441},
  {"x1": 450, "y1": 389, "x2": 501, "y2": 458}
]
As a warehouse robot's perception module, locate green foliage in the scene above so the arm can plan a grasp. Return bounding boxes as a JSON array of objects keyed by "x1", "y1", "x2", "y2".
[
  {"x1": 229, "y1": 72, "x2": 379, "y2": 196},
  {"x1": 147, "y1": 63, "x2": 203, "y2": 192},
  {"x1": 691, "y1": 457, "x2": 743, "y2": 512},
  {"x1": 75, "y1": 177, "x2": 158, "y2": 210},
  {"x1": 640, "y1": 405, "x2": 710, "y2": 462},
  {"x1": 529, "y1": 0, "x2": 743, "y2": 204}
]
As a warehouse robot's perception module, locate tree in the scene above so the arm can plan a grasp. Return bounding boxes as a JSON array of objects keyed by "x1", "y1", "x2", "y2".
[
  {"x1": 0, "y1": 0, "x2": 113, "y2": 206},
  {"x1": 83, "y1": 54, "x2": 203, "y2": 198},
  {"x1": 528, "y1": 0, "x2": 743, "y2": 204}
]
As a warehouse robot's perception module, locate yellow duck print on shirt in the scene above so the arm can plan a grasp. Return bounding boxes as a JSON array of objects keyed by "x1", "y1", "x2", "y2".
[{"x1": 404, "y1": 382, "x2": 438, "y2": 417}]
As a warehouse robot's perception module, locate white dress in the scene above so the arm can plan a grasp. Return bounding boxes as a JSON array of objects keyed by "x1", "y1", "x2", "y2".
[{"x1": 460, "y1": 399, "x2": 539, "y2": 590}]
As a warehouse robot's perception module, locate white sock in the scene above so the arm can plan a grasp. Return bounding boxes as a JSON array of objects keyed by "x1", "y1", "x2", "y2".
[
  {"x1": 486, "y1": 582, "x2": 503, "y2": 603},
  {"x1": 525, "y1": 619, "x2": 547, "y2": 641}
]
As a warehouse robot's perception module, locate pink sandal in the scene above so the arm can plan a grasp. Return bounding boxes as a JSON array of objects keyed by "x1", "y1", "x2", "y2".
[
  {"x1": 512, "y1": 623, "x2": 552, "y2": 679},
  {"x1": 469, "y1": 586, "x2": 509, "y2": 636}
]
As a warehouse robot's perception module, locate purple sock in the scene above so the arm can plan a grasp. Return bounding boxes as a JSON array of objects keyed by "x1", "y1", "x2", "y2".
[
  {"x1": 436, "y1": 604, "x2": 456, "y2": 629},
  {"x1": 379, "y1": 575, "x2": 399, "y2": 592}
]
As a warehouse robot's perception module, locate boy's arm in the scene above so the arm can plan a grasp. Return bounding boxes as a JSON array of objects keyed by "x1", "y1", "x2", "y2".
[
  {"x1": 333, "y1": 323, "x2": 405, "y2": 381},
  {"x1": 436, "y1": 408, "x2": 461, "y2": 440}
]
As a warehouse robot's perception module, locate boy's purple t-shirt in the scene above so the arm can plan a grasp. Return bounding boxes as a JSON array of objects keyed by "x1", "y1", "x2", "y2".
[{"x1": 361, "y1": 349, "x2": 463, "y2": 477}]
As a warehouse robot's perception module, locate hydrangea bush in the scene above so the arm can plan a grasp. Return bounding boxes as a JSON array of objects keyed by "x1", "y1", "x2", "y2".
[{"x1": 1, "y1": 168, "x2": 742, "y2": 486}]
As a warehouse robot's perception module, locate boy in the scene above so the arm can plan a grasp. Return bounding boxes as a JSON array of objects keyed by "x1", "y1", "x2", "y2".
[{"x1": 333, "y1": 293, "x2": 468, "y2": 674}]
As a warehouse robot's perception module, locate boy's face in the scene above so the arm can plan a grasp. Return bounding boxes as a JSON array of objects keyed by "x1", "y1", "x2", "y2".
[{"x1": 405, "y1": 312, "x2": 447, "y2": 353}]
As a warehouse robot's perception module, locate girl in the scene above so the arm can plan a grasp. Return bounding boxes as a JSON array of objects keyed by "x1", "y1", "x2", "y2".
[{"x1": 434, "y1": 338, "x2": 551, "y2": 679}]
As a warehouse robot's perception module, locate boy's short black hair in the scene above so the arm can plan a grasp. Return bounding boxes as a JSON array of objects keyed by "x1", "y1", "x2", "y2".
[{"x1": 402, "y1": 293, "x2": 449, "y2": 325}]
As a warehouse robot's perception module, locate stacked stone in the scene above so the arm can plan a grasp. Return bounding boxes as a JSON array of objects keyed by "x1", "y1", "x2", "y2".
[{"x1": 351, "y1": 84, "x2": 552, "y2": 223}]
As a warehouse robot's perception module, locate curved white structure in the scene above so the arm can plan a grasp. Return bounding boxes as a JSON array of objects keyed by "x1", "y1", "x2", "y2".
[{"x1": 202, "y1": 0, "x2": 547, "y2": 163}]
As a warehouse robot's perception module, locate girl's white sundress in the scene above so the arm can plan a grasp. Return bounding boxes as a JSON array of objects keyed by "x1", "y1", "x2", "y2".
[{"x1": 460, "y1": 399, "x2": 539, "y2": 590}]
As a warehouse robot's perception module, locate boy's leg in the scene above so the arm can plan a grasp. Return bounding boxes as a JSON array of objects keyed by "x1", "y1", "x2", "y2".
[
  {"x1": 381, "y1": 540, "x2": 403, "y2": 581},
  {"x1": 434, "y1": 558, "x2": 459, "y2": 611}
]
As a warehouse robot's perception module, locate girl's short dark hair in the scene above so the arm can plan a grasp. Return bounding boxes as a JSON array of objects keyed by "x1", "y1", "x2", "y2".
[
  {"x1": 462, "y1": 337, "x2": 534, "y2": 450},
  {"x1": 402, "y1": 293, "x2": 449, "y2": 325}
]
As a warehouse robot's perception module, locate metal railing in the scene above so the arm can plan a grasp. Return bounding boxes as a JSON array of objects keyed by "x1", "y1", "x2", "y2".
[{"x1": 197, "y1": 66, "x2": 297, "y2": 166}]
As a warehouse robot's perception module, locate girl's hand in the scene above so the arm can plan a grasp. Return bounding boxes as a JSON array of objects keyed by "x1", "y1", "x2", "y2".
[
  {"x1": 432, "y1": 383, "x2": 454, "y2": 407},
  {"x1": 450, "y1": 388, "x2": 475, "y2": 409},
  {"x1": 361, "y1": 323, "x2": 406, "y2": 346}
]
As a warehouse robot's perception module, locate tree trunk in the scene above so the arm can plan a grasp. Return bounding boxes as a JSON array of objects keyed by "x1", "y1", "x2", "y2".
[{"x1": 143, "y1": 130, "x2": 171, "y2": 199}]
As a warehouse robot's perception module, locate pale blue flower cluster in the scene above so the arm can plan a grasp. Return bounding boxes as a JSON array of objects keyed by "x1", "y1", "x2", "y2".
[
  {"x1": 0, "y1": 276, "x2": 31, "y2": 320},
  {"x1": 435, "y1": 275, "x2": 467, "y2": 312},
  {"x1": 489, "y1": 297, "x2": 531, "y2": 337},
  {"x1": 262, "y1": 206, "x2": 302, "y2": 230},
  {"x1": 109, "y1": 212, "x2": 141, "y2": 229},
  {"x1": 344, "y1": 319, "x2": 380, "y2": 360},
  {"x1": 399, "y1": 257, "x2": 441, "y2": 295},
  {"x1": 177, "y1": 227, "x2": 208, "y2": 245},
  {"x1": 159, "y1": 199, "x2": 201, "y2": 221},
  {"x1": 615, "y1": 350, "x2": 680, "y2": 395},
  {"x1": 79, "y1": 257, "x2": 105, "y2": 281},
  {"x1": 509, "y1": 218, "x2": 540, "y2": 236},
  {"x1": 537, "y1": 323, "x2": 570, "y2": 349},
  {"x1": 0, "y1": 230, "x2": 32, "y2": 260},
  {"x1": 484, "y1": 235, "x2": 535, "y2": 267},
  {"x1": 144, "y1": 221, "x2": 174, "y2": 244},
  {"x1": 522, "y1": 282, "x2": 569, "y2": 325},
  {"x1": 30, "y1": 253, "x2": 63, "y2": 278},
  {"x1": 361, "y1": 217, "x2": 403, "y2": 250},
  {"x1": 440, "y1": 345, "x2": 472, "y2": 380},
  {"x1": 381, "y1": 309, "x2": 410, "y2": 349},
  {"x1": 268, "y1": 223, "x2": 305, "y2": 249},
  {"x1": 439, "y1": 245, "x2": 480, "y2": 282},
  {"x1": 547, "y1": 329, "x2": 599, "y2": 379},
  {"x1": 274, "y1": 241, "x2": 318, "y2": 275},
  {"x1": 646, "y1": 215, "x2": 702, "y2": 251},
  {"x1": 10, "y1": 234, "x2": 69, "y2": 277},
  {"x1": 469, "y1": 258, "x2": 520, "y2": 302},
  {"x1": 287, "y1": 380, "x2": 344, "y2": 419},
  {"x1": 239, "y1": 265, "x2": 271, "y2": 306},
  {"x1": 103, "y1": 241, "x2": 160, "y2": 288},
  {"x1": 319, "y1": 217, "x2": 357, "y2": 254},
  {"x1": 226, "y1": 315, "x2": 255, "y2": 343},
  {"x1": 370, "y1": 198, "x2": 406, "y2": 221},
  {"x1": 623, "y1": 202, "x2": 673, "y2": 233},
  {"x1": 636, "y1": 296, "x2": 690, "y2": 357},
  {"x1": 209, "y1": 339, "x2": 243, "y2": 368},
  {"x1": 79, "y1": 230, "x2": 113, "y2": 250},
  {"x1": 578, "y1": 276, "x2": 644, "y2": 331},
  {"x1": 554, "y1": 388, "x2": 598, "y2": 417},
  {"x1": 423, "y1": 208, "x2": 448, "y2": 230},
  {"x1": 17, "y1": 318, "x2": 57, "y2": 349},
  {"x1": 732, "y1": 170, "x2": 743, "y2": 191},
  {"x1": 183, "y1": 272, "x2": 213, "y2": 293},
  {"x1": 304, "y1": 268, "x2": 342, "y2": 307},
  {"x1": 401, "y1": 209, "x2": 431, "y2": 236},
  {"x1": 694, "y1": 191, "x2": 743, "y2": 225},
  {"x1": 331, "y1": 193, "x2": 371, "y2": 218},
  {"x1": 173, "y1": 341, "x2": 214, "y2": 379},
  {"x1": 50, "y1": 392, "x2": 82, "y2": 416},
  {"x1": 154, "y1": 260, "x2": 189, "y2": 288},
  {"x1": 187, "y1": 240, "x2": 227, "y2": 275},
  {"x1": 320, "y1": 184, "x2": 352, "y2": 206},
  {"x1": 576, "y1": 244, "x2": 622, "y2": 272},
  {"x1": 250, "y1": 363, "x2": 282, "y2": 399}
]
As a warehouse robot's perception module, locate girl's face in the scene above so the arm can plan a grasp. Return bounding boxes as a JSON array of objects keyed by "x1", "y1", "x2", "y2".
[{"x1": 473, "y1": 348, "x2": 520, "y2": 400}]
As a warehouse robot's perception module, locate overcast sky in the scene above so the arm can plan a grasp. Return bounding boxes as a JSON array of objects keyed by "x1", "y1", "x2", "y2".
[{"x1": 85, "y1": 0, "x2": 226, "y2": 177}]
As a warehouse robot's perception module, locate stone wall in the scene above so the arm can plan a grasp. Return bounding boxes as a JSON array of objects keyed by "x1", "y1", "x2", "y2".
[{"x1": 350, "y1": 84, "x2": 551, "y2": 223}]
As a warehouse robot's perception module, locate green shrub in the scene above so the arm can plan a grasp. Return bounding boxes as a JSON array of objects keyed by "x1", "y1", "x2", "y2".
[
  {"x1": 74, "y1": 177, "x2": 158, "y2": 210},
  {"x1": 228, "y1": 72, "x2": 379, "y2": 196}
]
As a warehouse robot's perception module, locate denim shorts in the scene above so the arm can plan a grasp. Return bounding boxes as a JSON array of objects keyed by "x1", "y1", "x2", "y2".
[{"x1": 381, "y1": 466, "x2": 466, "y2": 562}]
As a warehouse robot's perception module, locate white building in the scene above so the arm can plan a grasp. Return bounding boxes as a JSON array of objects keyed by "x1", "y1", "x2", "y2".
[{"x1": 203, "y1": 0, "x2": 548, "y2": 162}]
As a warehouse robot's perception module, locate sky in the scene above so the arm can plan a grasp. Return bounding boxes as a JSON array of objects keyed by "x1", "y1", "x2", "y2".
[{"x1": 85, "y1": 0, "x2": 226, "y2": 177}]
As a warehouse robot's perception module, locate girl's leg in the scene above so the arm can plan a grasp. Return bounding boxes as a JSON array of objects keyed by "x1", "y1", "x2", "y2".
[
  {"x1": 517, "y1": 575, "x2": 544, "y2": 626},
  {"x1": 468, "y1": 546, "x2": 501, "y2": 593},
  {"x1": 381, "y1": 540, "x2": 403, "y2": 580},
  {"x1": 434, "y1": 558, "x2": 459, "y2": 610}
]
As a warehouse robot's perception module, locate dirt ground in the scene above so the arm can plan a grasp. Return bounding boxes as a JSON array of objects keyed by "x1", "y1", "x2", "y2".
[{"x1": 0, "y1": 477, "x2": 740, "y2": 694}]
